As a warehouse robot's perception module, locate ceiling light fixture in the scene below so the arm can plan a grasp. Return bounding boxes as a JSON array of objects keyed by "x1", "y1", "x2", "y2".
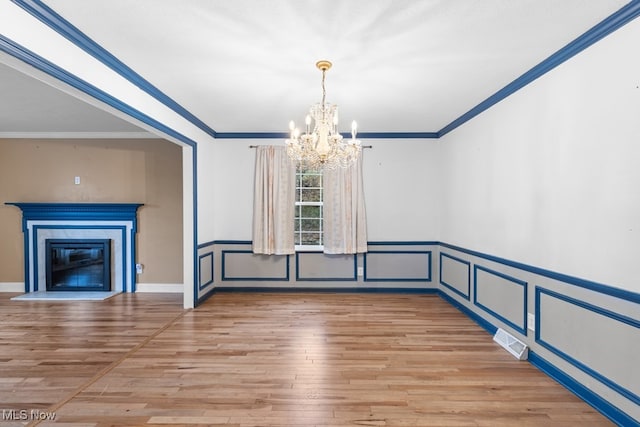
[{"x1": 286, "y1": 60, "x2": 361, "y2": 169}]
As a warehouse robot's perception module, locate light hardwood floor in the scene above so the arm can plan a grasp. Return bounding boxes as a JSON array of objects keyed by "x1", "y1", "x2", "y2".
[{"x1": 0, "y1": 292, "x2": 612, "y2": 426}]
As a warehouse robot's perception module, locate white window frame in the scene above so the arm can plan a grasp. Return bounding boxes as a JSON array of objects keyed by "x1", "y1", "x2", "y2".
[{"x1": 294, "y1": 166, "x2": 323, "y2": 252}]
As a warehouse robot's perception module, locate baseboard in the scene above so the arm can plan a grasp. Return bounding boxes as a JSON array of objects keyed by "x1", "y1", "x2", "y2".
[
  {"x1": 437, "y1": 289, "x2": 498, "y2": 335},
  {"x1": 528, "y1": 352, "x2": 639, "y2": 427},
  {"x1": 0, "y1": 282, "x2": 25, "y2": 292},
  {"x1": 135, "y1": 283, "x2": 183, "y2": 293},
  {"x1": 213, "y1": 287, "x2": 438, "y2": 294}
]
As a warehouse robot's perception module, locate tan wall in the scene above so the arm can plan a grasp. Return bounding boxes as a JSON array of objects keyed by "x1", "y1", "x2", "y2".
[{"x1": 0, "y1": 138, "x2": 183, "y2": 286}]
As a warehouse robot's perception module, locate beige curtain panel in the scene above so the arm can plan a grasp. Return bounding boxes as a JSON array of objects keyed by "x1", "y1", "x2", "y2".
[
  {"x1": 323, "y1": 155, "x2": 368, "y2": 254},
  {"x1": 252, "y1": 146, "x2": 296, "y2": 255}
]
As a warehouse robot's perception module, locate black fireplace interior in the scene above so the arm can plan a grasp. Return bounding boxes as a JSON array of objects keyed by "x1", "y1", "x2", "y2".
[{"x1": 46, "y1": 239, "x2": 111, "y2": 291}]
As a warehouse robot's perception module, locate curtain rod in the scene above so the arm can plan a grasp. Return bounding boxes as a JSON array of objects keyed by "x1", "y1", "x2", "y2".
[{"x1": 249, "y1": 145, "x2": 372, "y2": 148}]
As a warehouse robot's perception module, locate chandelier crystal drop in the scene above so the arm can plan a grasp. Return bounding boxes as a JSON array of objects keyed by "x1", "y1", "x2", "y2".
[{"x1": 285, "y1": 60, "x2": 362, "y2": 169}]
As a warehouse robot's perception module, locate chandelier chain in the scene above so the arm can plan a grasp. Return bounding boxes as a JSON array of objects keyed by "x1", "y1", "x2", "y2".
[{"x1": 321, "y1": 68, "x2": 327, "y2": 112}]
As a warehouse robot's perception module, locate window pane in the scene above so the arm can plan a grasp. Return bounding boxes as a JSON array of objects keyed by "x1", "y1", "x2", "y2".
[
  {"x1": 301, "y1": 232, "x2": 321, "y2": 245},
  {"x1": 301, "y1": 188, "x2": 321, "y2": 202},
  {"x1": 300, "y1": 205, "x2": 320, "y2": 218},
  {"x1": 301, "y1": 174, "x2": 321, "y2": 188},
  {"x1": 301, "y1": 218, "x2": 320, "y2": 231}
]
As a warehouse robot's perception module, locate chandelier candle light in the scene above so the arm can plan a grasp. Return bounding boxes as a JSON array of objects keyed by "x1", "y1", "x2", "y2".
[{"x1": 286, "y1": 60, "x2": 362, "y2": 169}]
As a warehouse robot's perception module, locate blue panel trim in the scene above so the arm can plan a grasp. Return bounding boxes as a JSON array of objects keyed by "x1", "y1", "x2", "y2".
[
  {"x1": 22, "y1": 231, "x2": 29, "y2": 292},
  {"x1": 198, "y1": 252, "x2": 214, "y2": 291},
  {"x1": 439, "y1": 242, "x2": 640, "y2": 304},
  {"x1": 473, "y1": 265, "x2": 527, "y2": 335},
  {"x1": 363, "y1": 251, "x2": 432, "y2": 282},
  {"x1": 438, "y1": 1, "x2": 640, "y2": 137},
  {"x1": 130, "y1": 228, "x2": 137, "y2": 292},
  {"x1": 295, "y1": 252, "x2": 357, "y2": 281},
  {"x1": 367, "y1": 241, "x2": 439, "y2": 246},
  {"x1": 212, "y1": 240, "x2": 253, "y2": 245},
  {"x1": 12, "y1": 0, "x2": 217, "y2": 139},
  {"x1": 439, "y1": 252, "x2": 471, "y2": 300},
  {"x1": 197, "y1": 241, "x2": 216, "y2": 249},
  {"x1": 32, "y1": 225, "x2": 127, "y2": 293},
  {"x1": 535, "y1": 287, "x2": 640, "y2": 407},
  {"x1": 214, "y1": 287, "x2": 438, "y2": 294},
  {"x1": 221, "y1": 250, "x2": 290, "y2": 281},
  {"x1": 437, "y1": 290, "x2": 497, "y2": 335},
  {"x1": 529, "y1": 351, "x2": 639, "y2": 427}
]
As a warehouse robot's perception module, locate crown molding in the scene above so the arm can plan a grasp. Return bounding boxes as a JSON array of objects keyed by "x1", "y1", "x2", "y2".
[
  {"x1": 10, "y1": 0, "x2": 640, "y2": 141},
  {"x1": 438, "y1": 0, "x2": 640, "y2": 137},
  {"x1": 12, "y1": 0, "x2": 218, "y2": 139},
  {"x1": 0, "y1": 131, "x2": 157, "y2": 139}
]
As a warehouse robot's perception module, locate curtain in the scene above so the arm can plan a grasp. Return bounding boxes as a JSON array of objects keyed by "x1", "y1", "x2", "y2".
[
  {"x1": 252, "y1": 146, "x2": 295, "y2": 255},
  {"x1": 323, "y1": 155, "x2": 368, "y2": 254}
]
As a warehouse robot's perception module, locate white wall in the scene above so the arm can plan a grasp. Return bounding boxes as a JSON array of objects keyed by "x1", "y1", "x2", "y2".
[
  {"x1": 211, "y1": 138, "x2": 441, "y2": 242},
  {"x1": 439, "y1": 18, "x2": 640, "y2": 293}
]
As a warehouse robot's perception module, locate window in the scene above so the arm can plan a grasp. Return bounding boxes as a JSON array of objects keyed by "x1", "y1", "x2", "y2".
[{"x1": 294, "y1": 166, "x2": 323, "y2": 250}]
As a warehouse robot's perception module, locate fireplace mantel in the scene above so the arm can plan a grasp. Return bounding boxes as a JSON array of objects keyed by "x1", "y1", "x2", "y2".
[
  {"x1": 6, "y1": 202, "x2": 143, "y2": 227},
  {"x1": 6, "y1": 202, "x2": 143, "y2": 294}
]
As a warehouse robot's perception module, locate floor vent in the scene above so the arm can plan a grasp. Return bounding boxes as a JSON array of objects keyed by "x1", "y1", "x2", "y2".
[{"x1": 493, "y1": 328, "x2": 528, "y2": 360}]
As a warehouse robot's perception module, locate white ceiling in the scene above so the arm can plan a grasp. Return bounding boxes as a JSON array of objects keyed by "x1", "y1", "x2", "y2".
[{"x1": 0, "y1": 0, "x2": 631, "y2": 136}]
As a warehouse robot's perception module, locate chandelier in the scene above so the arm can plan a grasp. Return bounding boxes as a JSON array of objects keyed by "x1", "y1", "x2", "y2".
[{"x1": 285, "y1": 60, "x2": 362, "y2": 169}]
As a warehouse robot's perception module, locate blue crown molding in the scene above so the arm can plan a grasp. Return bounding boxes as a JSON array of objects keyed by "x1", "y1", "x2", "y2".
[
  {"x1": 214, "y1": 132, "x2": 440, "y2": 139},
  {"x1": 0, "y1": 35, "x2": 198, "y2": 150},
  {"x1": 9, "y1": 0, "x2": 640, "y2": 142},
  {"x1": 438, "y1": 0, "x2": 640, "y2": 137},
  {"x1": 12, "y1": 0, "x2": 218, "y2": 139},
  {"x1": 11, "y1": 0, "x2": 640, "y2": 142}
]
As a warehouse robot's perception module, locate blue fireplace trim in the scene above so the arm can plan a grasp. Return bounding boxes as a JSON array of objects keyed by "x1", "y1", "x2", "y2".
[
  {"x1": 6, "y1": 202, "x2": 143, "y2": 293},
  {"x1": 6, "y1": 202, "x2": 143, "y2": 231}
]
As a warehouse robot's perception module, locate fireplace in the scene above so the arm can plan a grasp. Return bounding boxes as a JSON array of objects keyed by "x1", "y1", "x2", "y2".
[
  {"x1": 6, "y1": 202, "x2": 143, "y2": 294},
  {"x1": 46, "y1": 239, "x2": 111, "y2": 291}
]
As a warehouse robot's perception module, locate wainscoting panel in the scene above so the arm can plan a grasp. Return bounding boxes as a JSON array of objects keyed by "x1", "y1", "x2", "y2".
[
  {"x1": 364, "y1": 251, "x2": 432, "y2": 282},
  {"x1": 473, "y1": 265, "x2": 527, "y2": 335},
  {"x1": 196, "y1": 242, "x2": 216, "y2": 300},
  {"x1": 439, "y1": 252, "x2": 470, "y2": 299},
  {"x1": 438, "y1": 242, "x2": 640, "y2": 423},
  {"x1": 296, "y1": 252, "x2": 356, "y2": 281},
  {"x1": 221, "y1": 250, "x2": 289, "y2": 281},
  {"x1": 536, "y1": 287, "x2": 640, "y2": 407},
  {"x1": 198, "y1": 252, "x2": 213, "y2": 290}
]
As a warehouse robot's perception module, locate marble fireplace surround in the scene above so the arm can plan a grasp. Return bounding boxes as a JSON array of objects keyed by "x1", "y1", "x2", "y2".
[{"x1": 6, "y1": 203, "x2": 143, "y2": 294}]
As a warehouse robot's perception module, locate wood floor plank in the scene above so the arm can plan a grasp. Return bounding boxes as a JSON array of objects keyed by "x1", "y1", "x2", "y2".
[{"x1": 0, "y1": 292, "x2": 614, "y2": 426}]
